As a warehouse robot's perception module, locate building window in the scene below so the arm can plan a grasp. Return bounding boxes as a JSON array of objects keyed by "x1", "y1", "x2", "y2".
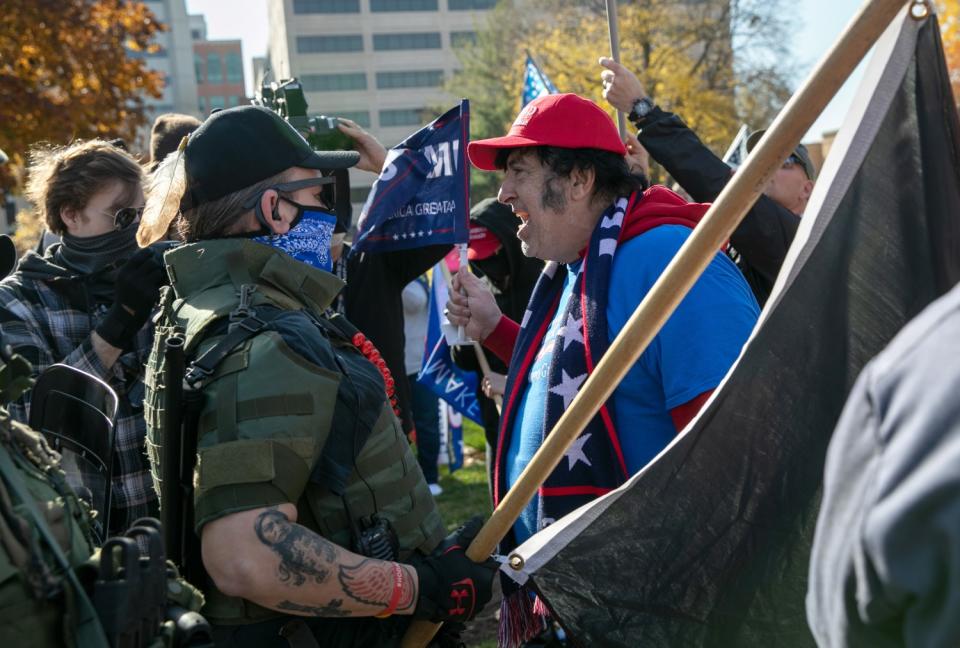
[
  {"x1": 198, "y1": 96, "x2": 206, "y2": 113},
  {"x1": 379, "y1": 108, "x2": 428, "y2": 127},
  {"x1": 373, "y1": 32, "x2": 441, "y2": 50},
  {"x1": 225, "y1": 52, "x2": 243, "y2": 84},
  {"x1": 448, "y1": 0, "x2": 496, "y2": 8},
  {"x1": 228, "y1": 96, "x2": 242, "y2": 107},
  {"x1": 190, "y1": 29, "x2": 202, "y2": 40},
  {"x1": 297, "y1": 35, "x2": 363, "y2": 53},
  {"x1": 376, "y1": 70, "x2": 443, "y2": 89},
  {"x1": 293, "y1": 0, "x2": 359, "y2": 12},
  {"x1": 209, "y1": 96, "x2": 225, "y2": 110},
  {"x1": 450, "y1": 31, "x2": 477, "y2": 47},
  {"x1": 301, "y1": 73, "x2": 367, "y2": 92},
  {"x1": 206, "y1": 52, "x2": 222, "y2": 82},
  {"x1": 193, "y1": 52, "x2": 203, "y2": 83},
  {"x1": 331, "y1": 111, "x2": 371, "y2": 128},
  {"x1": 370, "y1": 0, "x2": 437, "y2": 11}
]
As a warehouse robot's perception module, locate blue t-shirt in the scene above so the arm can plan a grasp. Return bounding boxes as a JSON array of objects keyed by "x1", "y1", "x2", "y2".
[{"x1": 506, "y1": 225, "x2": 759, "y2": 543}]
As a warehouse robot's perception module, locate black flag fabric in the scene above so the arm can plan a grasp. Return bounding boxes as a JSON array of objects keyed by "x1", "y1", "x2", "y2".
[{"x1": 505, "y1": 8, "x2": 960, "y2": 648}]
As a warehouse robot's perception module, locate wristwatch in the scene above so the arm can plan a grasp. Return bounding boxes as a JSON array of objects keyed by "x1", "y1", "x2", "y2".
[{"x1": 627, "y1": 96, "x2": 655, "y2": 124}]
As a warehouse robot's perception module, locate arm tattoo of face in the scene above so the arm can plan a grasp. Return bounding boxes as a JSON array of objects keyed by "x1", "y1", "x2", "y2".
[
  {"x1": 276, "y1": 599, "x2": 351, "y2": 618},
  {"x1": 338, "y1": 559, "x2": 416, "y2": 610},
  {"x1": 254, "y1": 506, "x2": 339, "y2": 587}
]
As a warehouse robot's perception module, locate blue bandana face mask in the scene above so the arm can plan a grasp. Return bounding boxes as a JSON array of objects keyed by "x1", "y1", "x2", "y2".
[{"x1": 253, "y1": 206, "x2": 337, "y2": 272}]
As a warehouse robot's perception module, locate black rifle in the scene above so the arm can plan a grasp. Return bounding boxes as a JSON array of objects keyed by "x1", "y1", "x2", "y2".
[
  {"x1": 161, "y1": 333, "x2": 206, "y2": 586},
  {"x1": 161, "y1": 335, "x2": 185, "y2": 567}
]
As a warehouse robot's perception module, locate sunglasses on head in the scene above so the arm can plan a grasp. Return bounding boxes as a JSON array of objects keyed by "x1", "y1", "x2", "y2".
[
  {"x1": 113, "y1": 206, "x2": 144, "y2": 230},
  {"x1": 783, "y1": 153, "x2": 804, "y2": 167},
  {"x1": 243, "y1": 176, "x2": 338, "y2": 210}
]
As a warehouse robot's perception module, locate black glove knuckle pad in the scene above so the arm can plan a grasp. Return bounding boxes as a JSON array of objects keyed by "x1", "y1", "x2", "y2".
[{"x1": 412, "y1": 515, "x2": 497, "y2": 623}]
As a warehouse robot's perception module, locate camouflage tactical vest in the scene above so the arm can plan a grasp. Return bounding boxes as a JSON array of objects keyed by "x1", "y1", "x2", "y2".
[
  {"x1": 0, "y1": 407, "x2": 97, "y2": 647},
  {"x1": 143, "y1": 239, "x2": 445, "y2": 625}
]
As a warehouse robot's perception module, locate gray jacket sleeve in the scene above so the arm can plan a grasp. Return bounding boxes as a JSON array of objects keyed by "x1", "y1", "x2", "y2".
[{"x1": 807, "y1": 287, "x2": 960, "y2": 647}]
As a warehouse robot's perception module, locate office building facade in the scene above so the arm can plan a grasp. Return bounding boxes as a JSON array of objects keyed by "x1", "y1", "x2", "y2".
[
  {"x1": 136, "y1": 0, "x2": 200, "y2": 152},
  {"x1": 190, "y1": 15, "x2": 248, "y2": 115},
  {"x1": 266, "y1": 0, "x2": 497, "y2": 205}
]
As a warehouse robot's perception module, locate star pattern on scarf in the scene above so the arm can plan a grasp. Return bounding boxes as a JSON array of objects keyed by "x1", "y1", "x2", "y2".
[
  {"x1": 558, "y1": 313, "x2": 584, "y2": 351},
  {"x1": 565, "y1": 433, "x2": 593, "y2": 470},
  {"x1": 549, "y1": 369, "x2": 587, "y2": 408}
]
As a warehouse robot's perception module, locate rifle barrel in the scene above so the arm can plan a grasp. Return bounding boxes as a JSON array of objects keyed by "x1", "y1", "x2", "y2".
[{"x1": 162, "y1": 335, "x2": 185, "y2": 566}]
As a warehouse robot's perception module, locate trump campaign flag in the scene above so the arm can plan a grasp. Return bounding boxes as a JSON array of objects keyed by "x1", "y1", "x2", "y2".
[
  {"x1": 353, "y1": 101, "x2": 470, "y2": 254},
  {"x1": 438, "y1": 402, "x2": 465, "y2": 473},
  {"x1": 522, "y1": 53, "x2": 559, "y2": 107},
  {"x1": 417, "y1": 264, "x2": 483, "y2": 427},
  {"x1": 506, "y1": 8, "x2": 960, "y2": 648}
]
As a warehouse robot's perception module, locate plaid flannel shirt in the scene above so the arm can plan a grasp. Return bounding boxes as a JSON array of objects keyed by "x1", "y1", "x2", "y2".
[{"x1": 0, "y1": 271, "x2": 158, "y2": 532}]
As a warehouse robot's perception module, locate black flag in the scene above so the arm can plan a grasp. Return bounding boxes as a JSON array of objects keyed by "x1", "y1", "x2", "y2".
[{"x1": 506, "y1": 8, "x2": 960, "y2": 647}]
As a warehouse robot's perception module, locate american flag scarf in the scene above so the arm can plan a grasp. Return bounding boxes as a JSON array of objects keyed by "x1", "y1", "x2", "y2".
[{"x1": 495, "y1": 186, "x2": 711, "y2": 647}]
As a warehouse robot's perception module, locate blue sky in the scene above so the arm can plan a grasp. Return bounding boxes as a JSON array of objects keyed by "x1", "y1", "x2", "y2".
[{"x1": 185, "y1": 0, "x2": 867, "y2": 142}]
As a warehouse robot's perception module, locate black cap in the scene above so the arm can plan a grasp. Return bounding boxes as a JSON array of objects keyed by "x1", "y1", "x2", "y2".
[
  {"x1": 181, "y1": 105, "x2": 360, "y2": 210},
  {"x1": 746, "y1": 130, "x2": 817, "y2": 181}
]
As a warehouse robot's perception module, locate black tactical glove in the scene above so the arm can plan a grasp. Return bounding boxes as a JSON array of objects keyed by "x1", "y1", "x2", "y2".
[
  {"x1": 411, "y1": 516, "x2": 498, "y2": 623},
  {"x1": 95, "y1": 247, "x2": 166, "y2": 350}
]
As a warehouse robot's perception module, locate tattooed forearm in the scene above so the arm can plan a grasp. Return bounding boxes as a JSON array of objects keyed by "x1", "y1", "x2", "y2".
[
  {"x1": 254, "y1": 506, "x2": 339, "y2": 586},
  {"x1": 337, "y1": 559, "x2": 396, "y2": 607},
  {"x1": 396, "y1": 565, "x2": 416, "y2": 613},
  {"x1": 276, "y1": 599, "x2": 351, "y2": 618}
]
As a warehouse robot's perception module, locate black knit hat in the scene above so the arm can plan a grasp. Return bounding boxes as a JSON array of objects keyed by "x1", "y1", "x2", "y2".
[{"x1": 180, "y1": 105, "x2": 360, "y2": 210}]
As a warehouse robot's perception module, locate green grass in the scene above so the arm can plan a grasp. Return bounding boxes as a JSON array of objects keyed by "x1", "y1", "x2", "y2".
[{"x1": 435, "y1": 419, "x2": 492, "y2": 531}]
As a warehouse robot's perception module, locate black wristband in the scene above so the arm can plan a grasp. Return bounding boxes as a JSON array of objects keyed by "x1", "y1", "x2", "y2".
[{"x1": 94, "y1": 303, "x2": 144, "y2": 351}]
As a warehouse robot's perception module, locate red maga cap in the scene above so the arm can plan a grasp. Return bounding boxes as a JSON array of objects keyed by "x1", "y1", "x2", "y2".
[
  {"x1": 467, "y1": 224, "x2": 502, "y2": 261},
  {"x1": 467, "y1": 93, "x2": 627, "y2": 171}
]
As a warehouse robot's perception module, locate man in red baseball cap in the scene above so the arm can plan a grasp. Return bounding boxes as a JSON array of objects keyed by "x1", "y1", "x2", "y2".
[{"x1": 445, "y1": 93, "x2": 759, "y2": 644}]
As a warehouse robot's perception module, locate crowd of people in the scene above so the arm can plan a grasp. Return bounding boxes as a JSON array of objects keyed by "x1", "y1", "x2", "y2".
[{"x1": 0, "y1": 48, "x2": 954, "y2": 648}]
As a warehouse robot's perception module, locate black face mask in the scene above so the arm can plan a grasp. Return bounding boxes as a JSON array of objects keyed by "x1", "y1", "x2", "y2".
[
  {"x1": 472, "y1": 250, "x2": 511, "y2": 292},
  {"x1": 58, "y1": 220, "x2": 140, "y2": 276}
]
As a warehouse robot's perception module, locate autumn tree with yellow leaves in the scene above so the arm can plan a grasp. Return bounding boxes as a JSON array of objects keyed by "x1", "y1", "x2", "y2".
[
  {"x1": 937, "y1": 0, "x2": 960, "y2": 103},
  {"x1": 0, "y1": 0, "x2": 165, "y2": 193},
  {"x1": 450, "y1": 0, "x2": 796, "y2": 197}
]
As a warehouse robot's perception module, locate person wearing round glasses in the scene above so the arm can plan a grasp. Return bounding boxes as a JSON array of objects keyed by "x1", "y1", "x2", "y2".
[{"x1": 0, "y1": 139, "x2": 167, "y2": 536}]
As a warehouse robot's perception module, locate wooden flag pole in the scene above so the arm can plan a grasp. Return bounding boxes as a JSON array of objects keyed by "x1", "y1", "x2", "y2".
[
  {"x1": 402, "y1": 0, "x2": 910, "y2": 645},
  {"x1": 606, "y1": 0, "x2": 627, "y2": 138}
]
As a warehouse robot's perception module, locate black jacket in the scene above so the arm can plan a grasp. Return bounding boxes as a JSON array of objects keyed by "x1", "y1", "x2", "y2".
[
  {"x1": 336, "y1": 243, "x2": 450, "y2": 435},
  {"x1": 637, "y1": 106, "x2": 800, "y2": 306}
]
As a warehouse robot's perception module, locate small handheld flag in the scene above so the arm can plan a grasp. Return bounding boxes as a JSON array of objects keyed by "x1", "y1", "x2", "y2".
[
  {"x1": 353, "y1": 101, "x2": 470, "y2": 255},
  {"x1": 417, "y1": 264, "x2": 483, "y2": 426},
  {"x1": 521, "y1": 53, "x2": 559, "y2": 107},
  {"x1": 722, "y1": 125, "x2": 751, "y2": 169}
]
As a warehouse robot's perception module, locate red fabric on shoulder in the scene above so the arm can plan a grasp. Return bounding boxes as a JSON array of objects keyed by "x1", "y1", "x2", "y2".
[
  {"x1": 619, "y1": 185, "x2": 718, "y2": 246},
  {"x1": 669, "y1": 389, "x2": 714, "y2": 433}
]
